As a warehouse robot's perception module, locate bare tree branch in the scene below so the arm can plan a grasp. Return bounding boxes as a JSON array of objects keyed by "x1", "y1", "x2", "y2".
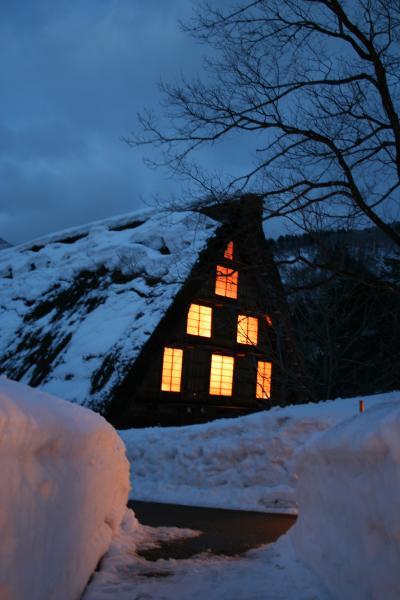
[{"x1": 129, "y1": 0, "x2": 400, "y2": 250}]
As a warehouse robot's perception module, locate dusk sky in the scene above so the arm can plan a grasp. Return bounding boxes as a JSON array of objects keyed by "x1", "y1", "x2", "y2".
[{"x1": 2, "y1": 0, "x2": 247, "y2": 245}]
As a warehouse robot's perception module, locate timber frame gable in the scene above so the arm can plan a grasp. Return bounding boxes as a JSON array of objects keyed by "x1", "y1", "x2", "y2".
[{"x1": 107, "y1": 195, "x2": 309, "y2": 427}]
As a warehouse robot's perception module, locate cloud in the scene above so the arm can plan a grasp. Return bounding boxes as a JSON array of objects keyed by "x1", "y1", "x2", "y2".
[
  {"x1": 0, "y1": 0, "x2": 204, "y2": 244},
  {"x1": 1, "y1": 0, "x2": 272, "y2": 245}
]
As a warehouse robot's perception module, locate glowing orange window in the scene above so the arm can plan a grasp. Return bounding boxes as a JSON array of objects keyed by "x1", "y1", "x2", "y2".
[
  {"x1": 161, "y1": 347, "x2": 183, "y2": 392},
  {"x1": 237, "y1": 315, "x2": 258, "y2": 345},
  {"x1": 256, "y1": 361, "x2": 272, "y2": 399},
  {"x1": 224, "y1": 241, "x2": 234, "y2": 260},
  {"x1": 215, "y1": 265, "x2": 238, "y2": 299},
  {"x1": 187, "y1": 304, "x2": 212, "y2": 337},
  {"x1": 209, "y1": 354, "x2": 234, "y2": 396}
]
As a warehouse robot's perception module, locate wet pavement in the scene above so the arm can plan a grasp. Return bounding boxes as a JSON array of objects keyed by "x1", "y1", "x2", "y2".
[{"x1": 128, "y1": 500, "x2": 296, "y2": 560}]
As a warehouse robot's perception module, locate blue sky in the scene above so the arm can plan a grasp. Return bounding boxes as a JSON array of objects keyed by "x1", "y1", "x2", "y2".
[{"x1": 0, "y1": 0, "x2": 216, "y2": 243}]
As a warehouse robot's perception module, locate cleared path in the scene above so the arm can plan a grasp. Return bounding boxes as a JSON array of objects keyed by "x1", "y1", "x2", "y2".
[{"x1": 128, "y1": 500, "x2": 296, "y2": 560}]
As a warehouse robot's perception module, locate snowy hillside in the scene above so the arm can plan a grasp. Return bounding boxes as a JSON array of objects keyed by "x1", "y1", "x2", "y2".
[
  {"x1": 270, "y1": 223, "x2": 399, "y2": 284},
  {"x1": 0, "y1": 208, "x2": 217, "y2": 410}
]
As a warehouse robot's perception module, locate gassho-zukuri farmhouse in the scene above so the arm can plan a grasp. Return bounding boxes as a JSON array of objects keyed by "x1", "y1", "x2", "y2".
[{"x1": 0, "y1": 195, "x2": 309, "y2": 427}]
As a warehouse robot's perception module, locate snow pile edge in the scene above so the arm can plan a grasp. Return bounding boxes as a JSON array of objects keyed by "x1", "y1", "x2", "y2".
[
  {"x1": 0, "y1": 378, "x2": 130, "y2": 600},
  {"x1": 120, "y1": 393, "x2": 396, "y2": 513},
  {"x1": 292, "y1": 398, "x2": 400, "y2": 600}
]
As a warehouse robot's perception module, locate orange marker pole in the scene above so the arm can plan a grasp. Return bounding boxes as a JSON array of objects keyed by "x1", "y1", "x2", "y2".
[{"x1": 359, "y1": 400, "x2": 364, "y2": 413}]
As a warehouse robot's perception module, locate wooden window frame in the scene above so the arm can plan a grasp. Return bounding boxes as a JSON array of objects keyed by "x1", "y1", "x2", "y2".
[
  {"x1": 161, "y1": 347, "x2": 183, "y2": 392},
  {"x1": 237, "y1": 314, "x2": 259, "y2": 345},
  {"x1": 209, "y1": 353, "x2": 235, "y2": 397},
  {"x1": 186, "y1": 303, "x2": 212, "y2": 338},
  {"x1": 215, "y1": 265, "x2": 238, "y2": 299},
  {"x1": 224, "y1": 241, "x2": 234, "y2": 260},
  {"x1": 256, "y1": 361, "x2": 272, "y2": 399}
]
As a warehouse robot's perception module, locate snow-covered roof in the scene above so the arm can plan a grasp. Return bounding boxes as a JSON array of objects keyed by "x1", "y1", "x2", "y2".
[
  {"x1": 0, "y1": 238, "x2": 11, "y2": 250},
  {"x1": 0, "y1": 207, "x2": 218, "y2": 409}
]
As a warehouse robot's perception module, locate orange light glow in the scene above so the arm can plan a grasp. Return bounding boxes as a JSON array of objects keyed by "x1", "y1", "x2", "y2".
[
  {"x1": 237, "y1": 315, "x2": 258, "y2": 345},
  {"x1": 215, "y1": 265, "x2": 238, "y2": 299},
  {"x1": 187, "y1": 304, "x2": 212, "y2": 337},
  {"x1": 209, "y1": 354, "x2": 234, "y2": 396},
  {"x1": 161, "y1": 347, "x2": 183, "y2": 392},
  {"x1": 256, "y1": 361, "x2": 272, "y2": 399},
  {"x1": 224, "y1": 241, "x2": 234, "y2": 260},
  {"x1": 265, "y1": 315, "x2": 273, "y2": 327}
]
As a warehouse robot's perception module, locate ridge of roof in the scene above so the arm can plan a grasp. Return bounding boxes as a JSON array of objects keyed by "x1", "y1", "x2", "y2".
[{"x1": 8, "y1": 206, "x2": 159, "y2": 253}]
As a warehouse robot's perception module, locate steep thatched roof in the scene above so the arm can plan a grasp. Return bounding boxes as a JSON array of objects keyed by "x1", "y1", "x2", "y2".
[{"x1": 0, "y1": 207, "x2": 218, "y2": 409}]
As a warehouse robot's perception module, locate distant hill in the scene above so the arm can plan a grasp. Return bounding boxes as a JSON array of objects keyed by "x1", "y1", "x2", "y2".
[
  {"x1": 270, "y1": 223, "x2": 400, "y2": 289},
  {"x1": 271, "y1": 222, "x2": 400, "y2": 255},
  {"x1": 270, "y1": 223, "x2": 400, "y2": 402}
]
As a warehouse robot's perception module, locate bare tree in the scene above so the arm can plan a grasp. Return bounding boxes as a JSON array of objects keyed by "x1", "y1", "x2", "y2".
[{"x1": 130, "y1": 0, "x2": 400, "y2": 247}]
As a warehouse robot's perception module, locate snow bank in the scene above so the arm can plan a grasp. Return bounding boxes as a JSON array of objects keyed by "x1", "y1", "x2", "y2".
[
  {"x1": 0, "y1": 378, "x2": 130, "y2": 600},
  {"x1": 121, "y1": 391, "x2": 395, "y2": 513},
  {"x1": 86, "y1": 391, "x2": 400, "y2": 599},
  {"x1": 292, "y1": 396, "x2": 400, "y2": 600},
  {"x1": 84, "y1": 509, "x2": 329, "y2": 600}
]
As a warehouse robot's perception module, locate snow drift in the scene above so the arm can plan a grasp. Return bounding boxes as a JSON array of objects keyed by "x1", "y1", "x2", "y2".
[
  {"x1": 0, "y1": 378, "x2": 130, "y2": 600},
  {"x1": 292, "y1": 398, "x2": 400, "y2": 600},
  {"x1": 121, "y1": 391, "x2": 395, "y2": 513}
]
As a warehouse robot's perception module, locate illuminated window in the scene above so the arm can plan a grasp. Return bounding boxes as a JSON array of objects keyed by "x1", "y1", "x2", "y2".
[
  {"x1": 224, "y1": 241, "x2": 234, "y2": 260},
  {"x1": 237, "y1": 315, "x2": 258, "y2": 345},
  {"x1": 209, "y1": 354, "x2": 234, "y2": 396},
  {"x1": 187, "y1": 304, "x2": 212, "y2": 337},
  {"x1": 215, "y1": 265, "x2": 238, "y2": 299},
  {"x1": 161, "y1": 347, "x2": 183, "y2": 392},
  {"x1": 256, "y1": 361, "x2": 272, "y2": 399},
  {"x1": 265, "y1": 315, "x2": 273, "y2": 327}
]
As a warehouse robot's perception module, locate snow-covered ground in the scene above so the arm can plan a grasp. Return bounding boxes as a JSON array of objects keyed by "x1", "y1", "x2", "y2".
[
  {"x1": 86, "y1": 391, "x2": 400, "y2": 599},
  {"x1": 84, "y1": 509, "x2": 330, "y2": 600},
  {"x1": 121, "y1": 391, "x2": 397, "y2": 513},
  {"x1": 0, "y1": 378, "x2": 130, "y2": 600},
  {"x1": 2, "y1": 378, "x2": 398, "y2": 599}
]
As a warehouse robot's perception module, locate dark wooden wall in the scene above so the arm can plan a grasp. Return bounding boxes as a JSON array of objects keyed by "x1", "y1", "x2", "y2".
[
  {"x1": 109, "y1": 218, "x2": 288, "y2": 427},
  {"x1": 106, "y1": 196, "x2": 310, "y2": 428}
]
